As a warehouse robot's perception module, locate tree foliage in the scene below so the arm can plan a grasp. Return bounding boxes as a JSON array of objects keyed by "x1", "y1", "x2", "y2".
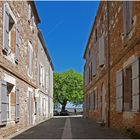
[{"x1": 53, "y1": 69, "x2": 83, "y2": 111}]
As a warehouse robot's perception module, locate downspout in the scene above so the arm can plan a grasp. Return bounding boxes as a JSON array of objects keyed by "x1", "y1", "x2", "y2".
[{"x1": 107, "y1": 1, "x2": 110, "y2": 128}]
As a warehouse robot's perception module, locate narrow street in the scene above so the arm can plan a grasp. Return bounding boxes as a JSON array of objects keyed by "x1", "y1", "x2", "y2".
[{"x1": 12, "y1": 116, "x2": 129, "y2": 139}]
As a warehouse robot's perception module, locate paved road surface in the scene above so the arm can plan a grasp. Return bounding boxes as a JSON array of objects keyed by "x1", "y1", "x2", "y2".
[{"x1": 13, "y1": 116, "x2": 129, "y2": 139}]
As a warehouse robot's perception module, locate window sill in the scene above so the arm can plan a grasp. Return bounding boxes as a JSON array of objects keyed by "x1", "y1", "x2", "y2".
[{"x1": 27, "y1": 70, "x2": 33, "y2": 79}]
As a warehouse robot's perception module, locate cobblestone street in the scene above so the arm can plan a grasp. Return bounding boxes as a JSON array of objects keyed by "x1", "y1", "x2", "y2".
[{"x1": 12, "y1": 116, "x2": 129, "y2": 139}]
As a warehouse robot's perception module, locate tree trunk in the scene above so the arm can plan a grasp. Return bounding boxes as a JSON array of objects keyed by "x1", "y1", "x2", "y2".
[{"x1": 61, "y1": 101, "x2": 67, "y2": 112}]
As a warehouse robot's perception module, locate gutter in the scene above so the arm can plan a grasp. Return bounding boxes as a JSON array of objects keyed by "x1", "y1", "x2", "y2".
[{"x1": 107, "y1": 1, "x2": 111, "y2": 128}]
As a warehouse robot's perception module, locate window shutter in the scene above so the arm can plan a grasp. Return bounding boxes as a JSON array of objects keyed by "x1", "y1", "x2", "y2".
[
  {"x1": 91, "y1": 92, "x2": 93, "y2": 109},
  {"x1": 132, "y1": 58, "x2": 139, "y2": 112},
  {"x1": 39, "y1": 64, "x2": 41, "y2": 85},
  {"x1": 46, "y1": 72, "x2": 49, "y2": 90},
  {"x1": 3, "y1": 4, "x2": 9, "y2": 54},
  {"x1": 123, "y1": 1, "x2": 132, "y2": 35},
  {"x1": 15, "y1": 88, "x2": 20, "y2": 122},
  {"x1": 0, "y1": 81, "x2": 8, "y2": 125},
  {"x1": 93, "y1": 52, "x2": 97, "y2": 76},
  {"x1": 85, "y1": 69, "x2": 88, "y2": 85},
  {"x1": 116, "y1": 70, "x2": 123, "y2": 112},
  {"x1": 42, "y1": 67, "x2": 44, "y2": 87},
  {"x1": 90, "y1": 63, "x2": 92, "y2": 81},
  {"x1": 86, "y1": 95, "x2": 87, "y2": 109},
  {"x1": 99, "y1": 35, "x2": 105, "y2": 67},
  {"x1": 95, "y1": 89, "x2": 98, "y2": 110},
  {"x1": 15, "y1": 26, "x2": 20, "y2": 64},
  {"x1": 29, "y1": 47, "x2": 33, "y2": 76},
  {"x1": 28, "y1": 4, "x2": 31, "y2": 21}
]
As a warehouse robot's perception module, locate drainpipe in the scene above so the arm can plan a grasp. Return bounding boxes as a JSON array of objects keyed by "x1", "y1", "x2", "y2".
[{"x1": 107, "y1": 1, "x2": 110, "y2": 128}]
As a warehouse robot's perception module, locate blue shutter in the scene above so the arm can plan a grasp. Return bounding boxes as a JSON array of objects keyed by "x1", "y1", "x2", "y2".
[
  {"x1": 15, "y1": 26, "x2": 20, "y2": 64},
  {"x1": 0, "y1": 81, "x2": 8, "y2": 125},
  {"x1": 3, "y1": 4, "x2": 9, "y2": 54},
  {"x1": 15, "y1": 88, "x2": 20, "y2": 122}
]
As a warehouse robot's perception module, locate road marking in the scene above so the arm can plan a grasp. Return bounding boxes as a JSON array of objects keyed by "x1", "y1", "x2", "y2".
[{"x1": 61, "y1": 118, "x2": 72, "y2": 139}]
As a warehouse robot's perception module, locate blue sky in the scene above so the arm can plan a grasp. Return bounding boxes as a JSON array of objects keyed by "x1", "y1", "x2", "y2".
[{"x1": 35, "y1": 1, "x2": 99, "y2": 73}]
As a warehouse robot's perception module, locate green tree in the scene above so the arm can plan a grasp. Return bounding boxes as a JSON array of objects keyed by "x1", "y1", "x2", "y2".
[{"x1": 53, "y1": 69, "x2": 83, "y2": 112}]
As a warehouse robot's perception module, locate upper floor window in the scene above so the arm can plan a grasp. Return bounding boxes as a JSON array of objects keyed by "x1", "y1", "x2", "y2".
[
  {"x1": 123, "y1": 1, "x2": 132, "y2": 36},
  {"x1": 88, "y1": 49, "x2": 91, "y2": 59},
  {"x1": 93, "y1": 51, "x2": 97, "y2": 76},
  {"x1": 3, "y1": 3, "x2": 20, "y2": 64},
  {"x1": 28, "y1": 42, "x2": 33, "y2": 77},
  {"x1": 28, "y1": 4, "x2": 35, "y2": 28},
  {"x1": 45, "y1": 71, "x2": 49, "y2": 91},
  {"x1": 99, "y1": 35, "x2": 105, "y2": 67},
  {"x1": 39, "y1": 63, "x2": 45, "y2": 87},
  {"x1": 95, "y1": 28, "x2": 98, "y2": 42}
]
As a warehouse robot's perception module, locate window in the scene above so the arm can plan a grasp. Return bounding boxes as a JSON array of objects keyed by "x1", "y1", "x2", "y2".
[
  {"x1": 39, "y1": 64, "x2": 44, "y2": 87},
  {"x1": 123, "y1": 1, "x2": 132, "y2": 36},
  {"x1": 28, "y1": 4, "x2": 35, "y2": 29},
  {"x1": 28, "y1": 42, "x2": 33, "y2": 77},
  {"x1": 0, "y1": 81, "x2": 19, "y2": 125},
  {"x1": 124, "y1": 66, "x2": 132, "y2": 111},
  {"x1": 88, "y1": 63, "x2": 92, "y2": 83},
  {"x1": 93, "y1": 51, "x2": 97, "y2": 76},
  {"x1": 88, "y1": 65, "x2": 90, "y2": 83},
  {"x1": 3, "y1": 3, "x2": 20, "y2": 63},
  {"x1": 0, "y1": 81, "x2": 8, "y2": 125},
  {"x1": 94, "y1": 88, "x2": 98, "y2": 110},
  {"x1": 15, "y1": 88, "x2": 20, "y2": 122},
  {"x1": 94, "y1": 28, "x2": 97, "y2": 42},
  {"x1": 86, "y1": 94, "x2": 89, "y2": 109},
  {"x1": 45, "y1": 71, "x2": 49, "y2": 91},
  {"x1": 116, "y1": 58, "x2": 140, "y2": 112},
  {"x1": 99, "y1": 35, "x2": 105, "y2": 67},
  {"x1": 88, "y1": 49, "x2": 91, "y2": 59},
  {"x1": 90, "y1": 63, "x2": 92, "y2": 81}
]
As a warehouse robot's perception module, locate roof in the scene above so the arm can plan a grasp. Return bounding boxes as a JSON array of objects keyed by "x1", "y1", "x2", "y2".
[{"x1": 38, "y1": 30, "x2": 54, "y2": 71}]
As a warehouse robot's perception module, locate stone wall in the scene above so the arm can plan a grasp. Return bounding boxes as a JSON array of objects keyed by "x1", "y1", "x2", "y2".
[{"x1": 84, "y1": 1, "x2": 140, "y2": 134}]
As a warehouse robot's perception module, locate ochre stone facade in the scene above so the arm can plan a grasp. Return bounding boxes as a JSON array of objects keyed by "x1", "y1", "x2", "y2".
[
  {"x1": 0, "y1": 1, "x2": 53, "y2": 138},
  {"x1": 83, "y1": 1, "x2": 140, "y2": 134}
]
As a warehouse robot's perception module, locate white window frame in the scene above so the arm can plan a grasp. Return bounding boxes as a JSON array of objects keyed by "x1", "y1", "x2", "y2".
[{"x1": 3, "y1": 3, "x2": 18, "y2": 64}]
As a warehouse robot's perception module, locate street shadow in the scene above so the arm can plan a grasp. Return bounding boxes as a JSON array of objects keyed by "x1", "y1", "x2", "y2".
[
  {"x1": 12, "y1": 118, "x2": 66, "y2": 139},
  {"x1": 70, "y1": 117, "x2": 129, "y2": 139}
]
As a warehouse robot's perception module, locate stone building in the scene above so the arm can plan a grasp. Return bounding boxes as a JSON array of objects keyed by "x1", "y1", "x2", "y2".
[
  {"x1": 0, "y1": 1, "x2": 53, "y2": 138},
  {"x1": 35, "y1": 30, "x2": 53, "y2": 123},
  {"x1": 83, "y1": 1, "x2": 140, "y2": 134}
]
